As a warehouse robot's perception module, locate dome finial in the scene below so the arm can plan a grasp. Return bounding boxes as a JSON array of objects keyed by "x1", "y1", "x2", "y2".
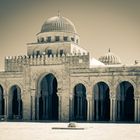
[{"x1": 108, "y1": 48, "x2": 111, "y2": 52}]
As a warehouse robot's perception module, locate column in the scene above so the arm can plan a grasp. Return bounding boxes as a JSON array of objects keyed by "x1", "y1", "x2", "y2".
[
  {"x1": 57, "y1": 92, "x2": 62, "y2": 121},
  {"x1": 69, "y1": 94, "x2": 73, "y2": 121},
  {"x1": 134, "y1": 97, "x2": 138, "y2": 122},
  {"x1": 36, "y1": 96, "x2": 39, "y2": 120},
  {"x1": 96, "y1": 100, "x2": 99, "y2": 121},
  {"x1": 110, "y1": 96, "x2": 116, "y2": 122},
  {"x1": 4, "y1": 95, "x2": 8, "y2": 120},
  {"x1": 31, "y1": 89, "x2": 36, "y2": 120},
  {"x1": 87, "y1": 95, "x2": 92, "y2": 121},
  {"x1": 138, "y1": 98, "x2": 140, "y2": 122}
]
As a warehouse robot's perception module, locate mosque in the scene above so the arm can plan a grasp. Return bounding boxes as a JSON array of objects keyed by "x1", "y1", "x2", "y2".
[{"x1": 0, "y1": 14, "x2": 140, "y2": 122}]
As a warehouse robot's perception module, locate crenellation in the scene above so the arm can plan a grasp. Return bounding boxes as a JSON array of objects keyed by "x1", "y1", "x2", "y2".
[{"x1": 5, "y1": 53, "x2": 89, "y2": 71}]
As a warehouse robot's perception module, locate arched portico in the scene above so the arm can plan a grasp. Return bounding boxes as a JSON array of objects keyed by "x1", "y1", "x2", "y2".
[
  {"x1": 36, "y1": 73, "x2": 59, "y2": 120},
  {"x1": 8, "y1": 85, "x2": 22, "y2": 119},
  {"x1": 73, "y1": 83, "x2": 87, "y2": 121},
  {"x1": 93, "y1": 82, "x2": 110, "y2": 121},
  {"x1": 116, "y1": 81, "x2": 134, "y2": 121}
]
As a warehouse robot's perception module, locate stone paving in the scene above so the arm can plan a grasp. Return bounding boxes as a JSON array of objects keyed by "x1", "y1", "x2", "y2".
[{"x1": 0, "y1": 122, "x2": 140, "y2": 140}]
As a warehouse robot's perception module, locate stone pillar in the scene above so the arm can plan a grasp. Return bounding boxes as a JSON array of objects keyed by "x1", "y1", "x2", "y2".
[
  {"x1": 92, "y1": 96, "x2": 95, "y2": 121},
  {"x1": 69, "y1": 94, "x2": 73, "y2": 121},
  {"x1": 138, "y1": 98, "x2": 140, "y2": 123},
  {"x1": 36, "y1": 96, "x2": 39, "y2": 120},
  {"x1": 110, "y1": 96, "x2": 116, "y2": 122},
  {"x1": 95, "y1": 100, "x2": 99, "y2": 121},
  {"x1": 4, "y1": 94, "x2": 8, "y2": 120},
  {"x1": 57, "y1": 92, "x2": 62, "y2": 121},
  {"x1": 31, "y1": 89, "x2": 36, "y2": 120},
  {"x1": 134, "y1": 96, "x2": 139, "y2": 122},
  {"x1": 87, "y1": 95, "x2": 92, "y2": 121}
]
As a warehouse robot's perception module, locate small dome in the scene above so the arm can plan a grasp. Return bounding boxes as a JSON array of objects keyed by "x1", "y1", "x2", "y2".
[
  {"x1": 41, "y1": 15, "x2": 77, "y2": 33},
  {"x1": 99, "y1": 49, "x2": 122, "y2": 65}
]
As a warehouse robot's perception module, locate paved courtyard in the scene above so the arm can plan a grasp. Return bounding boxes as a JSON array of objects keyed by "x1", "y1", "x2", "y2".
[{"x1": 0, "y1": 122, "x2": 140, "y2": 140}]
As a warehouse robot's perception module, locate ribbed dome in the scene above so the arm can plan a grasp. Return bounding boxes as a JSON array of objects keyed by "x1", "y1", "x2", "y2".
[
  {"x1": 99, "y1": 49, "x2": 122, "y2": 65},
  {"x1": 41, "y1": 15, "x2": 77, "y2": 33}
]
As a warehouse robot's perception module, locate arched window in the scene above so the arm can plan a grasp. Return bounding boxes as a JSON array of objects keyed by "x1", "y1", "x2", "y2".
[
  {"x1": 47, "y1": 49, "x2": 52, "y2": 57},
  {"x1": 55, "y1": 36, "x2": 60, "y2": 42},
  {"x1": 40, "y1": 38, "x2": 44, "y2": 42},
  {"x1": 63, "y1": 36, "x2": 68, "y2": 41},
  {"x1": 60, "y1": 50, "x2": 64, "y2": 56},
  {"x1": 47, "y1": 36, "x2": 51, "y2": 42}
]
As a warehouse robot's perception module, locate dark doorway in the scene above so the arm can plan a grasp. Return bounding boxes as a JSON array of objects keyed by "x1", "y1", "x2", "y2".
[
  {"x1": 0, "y1": 85, "x2": 4, "y2": 116},
  {"x1": 10, "y1": 85, "x2": 22, "y2": 119},
  {"x1": 94, "y1": 82, "x2": 110, "y2": 121},
  {"x1": 39, "y1": 73, "x2": 58, "y2": 120},
  {"x1": 116, "y1": 81, "x2": 134, "y2": 121},
  {"x1": 74, "y1": 84, "x2": 87, "y2": 121}
]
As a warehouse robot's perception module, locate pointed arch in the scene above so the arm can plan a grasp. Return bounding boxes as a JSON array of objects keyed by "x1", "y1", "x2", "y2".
[
  {"x1": 73, "y1": 83, "x2": 87, "y2": 121},
  {"x1": 8, "y1": 85, "x2": 22, "y2": 119},
  {"x1": 36, "y1": 73, "x2": 59, "y2": 120},
  {"x1": 93, "y1": 82, "x2": 110, "y2": 121},
  {"x1": 116, "y1": 81, "x2": 134, "y2": 121}
]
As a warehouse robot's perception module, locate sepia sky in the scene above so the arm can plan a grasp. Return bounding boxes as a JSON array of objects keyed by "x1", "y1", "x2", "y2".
[{"x1": 0, "y1": 0, "x2": 140, "y2": 70}]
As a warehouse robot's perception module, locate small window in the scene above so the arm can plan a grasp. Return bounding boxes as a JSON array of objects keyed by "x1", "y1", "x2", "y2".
[
  {"x1": 55, "y1": 36, "x2": 60, "y2": 42},
  {"x1": 36, "y1": 51, "x2": 40, "y2": 56},
  {"x1": 60, "y1": 50, "x2": 64, "y2": 56},
  {"x1": 41, "y1": 38, "x2": 44, "y2": 42},
  {"x1": 47, "y1": 49, "x2": 52, "y2": 57},
  {"x1": 71, "y1": 37, "x2": 75, "y2": 42},
  {"x1": 64, "y1": 36, "x2": 68, "y2": 41},
  {"x1": 47, "y1": 36, "x2": 51, "y2": 42},
  {"x1": 37, "y1": 39, "x2": 40, "y2": 43}
]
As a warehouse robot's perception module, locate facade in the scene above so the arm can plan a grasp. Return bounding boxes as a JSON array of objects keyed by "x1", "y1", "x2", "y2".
[{"x1": 0, "y1": 14, "x2": 140, "y2": 122}]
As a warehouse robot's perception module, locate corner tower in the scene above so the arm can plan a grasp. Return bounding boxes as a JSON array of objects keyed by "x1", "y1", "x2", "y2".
[{"x1": 27, "y1": 14, "x2": 87, "y2": 56}]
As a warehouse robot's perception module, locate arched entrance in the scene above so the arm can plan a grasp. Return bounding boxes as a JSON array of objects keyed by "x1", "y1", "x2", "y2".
[
  {"x1": 0, "y1": 85, "x2": 4, "y2": 117},
  {"x1": 9, "y1": 85, "x2": 22, "y2": 119},
  {"x1": 116, "y1": 81, "x2": 134, "y2": 121},
  {"x1": 38, "y1": 73, "x2": 58, "y2": 120},
  {"x1": 74, "y1": 84, "x2": 87, "y2": 121},
  {"x1": 94, "y1": 82, "x2": 110, "y2": 121}
]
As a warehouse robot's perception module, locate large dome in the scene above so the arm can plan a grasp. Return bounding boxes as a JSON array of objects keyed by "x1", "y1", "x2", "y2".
[
  {"x1": 99, "y1": 49, "x2": 122, "y2": 65},
  {"x1": 41, "y1": 15, "x2": 77, "y2": 33}
]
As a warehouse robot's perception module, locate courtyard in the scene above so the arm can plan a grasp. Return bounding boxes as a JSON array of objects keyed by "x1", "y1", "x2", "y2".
[{"x1": 0, "y1": 122, "x2": 140, "y2": 140}]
